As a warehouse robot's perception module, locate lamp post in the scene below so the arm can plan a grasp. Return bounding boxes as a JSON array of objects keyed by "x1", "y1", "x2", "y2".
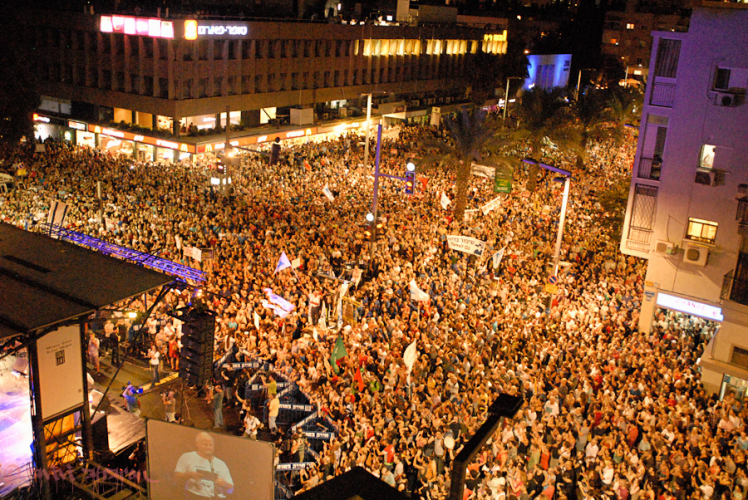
[
  {"x1": 521, "y1": 158, "x2": 572, "y2": 276},
  {"x1": 552, "y1": 175, "x2": 571, "y2": 276},
  {"x1": 503, "y1": 76, "x2": 524, "y2": 122},
  {"x1": 363, "y1": 93, "x2": 373, "y2": 167},
  {"x1": 575, "y1": 68, "x2": 595, "y2": 101}
]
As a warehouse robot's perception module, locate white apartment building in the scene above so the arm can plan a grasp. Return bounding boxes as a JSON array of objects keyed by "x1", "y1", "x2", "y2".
[{"x1": 620, "y1": 2, "x2": 748, "y2": 396}]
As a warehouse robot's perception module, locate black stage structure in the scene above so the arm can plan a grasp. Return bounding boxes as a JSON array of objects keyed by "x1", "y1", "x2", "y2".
[{"x1": 0, "y1": 223, "x2": 174, "y2": 499}]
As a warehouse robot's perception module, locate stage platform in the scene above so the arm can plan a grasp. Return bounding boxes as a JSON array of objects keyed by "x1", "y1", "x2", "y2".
[{"x1": 0, "y1": 355, "x2": 33, "y2": 497}]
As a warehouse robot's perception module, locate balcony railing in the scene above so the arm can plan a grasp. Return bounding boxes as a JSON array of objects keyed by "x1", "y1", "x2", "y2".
[
  {"x1": 650, "y1": 81, "x2": 676, "y2": 107},
  {"x1": 722, "y1": 270, "x2": 748, "y2": 306},
  {"x1": 626, "y1": 228, "x2": 653, "y2": 252},
  {"x1": 638, "y1": 157, "x2": 662, "y2": 180}
]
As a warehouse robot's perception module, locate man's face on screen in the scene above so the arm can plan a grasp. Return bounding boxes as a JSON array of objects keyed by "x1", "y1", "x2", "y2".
[{"x1": 196, "y1": 433, "x2": 214, "y2": 459}]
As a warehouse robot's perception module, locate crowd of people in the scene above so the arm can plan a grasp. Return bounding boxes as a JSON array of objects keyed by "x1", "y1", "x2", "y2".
[{"x1": 0, "y1": 118, "x2": 744, "y2": 500}]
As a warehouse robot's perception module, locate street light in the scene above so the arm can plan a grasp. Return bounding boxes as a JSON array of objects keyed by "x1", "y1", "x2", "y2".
[
  {"x1": 503, "y1": 77, "x2": 524, "y2": 122},
  {"x1": 522, "y1": 158, "x2": 572, "y2": 276},
  {"x1": 406, "y1": 161, "x2": 415, "y2": 172},
  {"x1": 575, "y1": 68, "x2": 595, "y2": 101},
  {"x1": 362, "y1": 93, "x2": 373, "y2": 167}
]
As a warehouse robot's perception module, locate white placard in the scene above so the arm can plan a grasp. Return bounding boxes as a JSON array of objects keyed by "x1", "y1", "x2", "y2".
[
  {"x1": 471, "y1": 163, "x2": 496, "y2": 179},
  {"x1": 446, "y1": 235, "x2": 487, "y2": 257},
  {"x1": 480, "y1": 196, "x2": 503, "y2": 215},
  {"x1": 37, "y1": 326, "x2": 84, "y2": 419}
]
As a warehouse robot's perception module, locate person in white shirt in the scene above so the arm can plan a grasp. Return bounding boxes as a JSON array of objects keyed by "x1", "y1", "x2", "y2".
[
  {"x1": 174, "y1": 432, "x2": 234, "y2": 498},
  {"x1": 148, "y1": 343, "x2": 161, "y2": 385}
]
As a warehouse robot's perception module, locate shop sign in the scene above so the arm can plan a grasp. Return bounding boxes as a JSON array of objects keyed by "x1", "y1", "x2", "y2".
[
  {"x1": 33, "y1": 113, "x2": 51, "y2": 123},
  {"x1": 656, "y1": 292, "x2": 724, "y2": 322},
  {"x1": 67, "y1": 120, "x2": 86, "y2": 131},
  {"x1": 100, "y1": 16, "x2": 174, "y2": 39},
  {"x1": 88, "y1": 124, "x2": 195, "y2": 153},
  {"x1": 184, "y1": 20, "x2": 249, "y2": 40}
]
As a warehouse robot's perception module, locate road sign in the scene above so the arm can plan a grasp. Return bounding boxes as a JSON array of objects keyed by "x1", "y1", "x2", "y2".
[
  {"x1": 549, "y1": 275, "x2": 558, "y2": 285},
  {"x1": 545, "y1": 284, "x2": 558, "y2": 294}
]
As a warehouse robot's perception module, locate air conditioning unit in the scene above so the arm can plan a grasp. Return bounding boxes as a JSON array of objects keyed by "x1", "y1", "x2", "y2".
[
  {"x1": 714, "y1": 91, "x2": 741, "y2": 107},
  {"x1": 411, "y1": 100, "x2": 420, "y2": 107},
  {"x1": 322, "y1": 113, "x2": 330, "y2": 120},
  {"x1": 655, "y1": 240, "x2": 675, "y2": 255},
  {"x1": 683, "y1": 243, "x2": 709, "y2": 266},
  {"x1": 695, "y1": 169, "x2": 716, "y2": 186}
]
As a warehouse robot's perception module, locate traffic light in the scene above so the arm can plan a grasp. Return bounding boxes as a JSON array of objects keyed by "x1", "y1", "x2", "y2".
[
  {"x1": 216, "y1": 156, "x2": 226, "y2": 175},
  {"x1": 404, "y1": 170, "x2": 415, "y2": 195}
]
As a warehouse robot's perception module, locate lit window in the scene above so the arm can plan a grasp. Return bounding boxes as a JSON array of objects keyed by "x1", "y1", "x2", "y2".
[
  {"x1": 686, "y1": 218, "x2": 718, "y2": 244},
  {"x1": 700, "y1": 144, "x2": 716, "y2": 169},
  {"x1": 610, "y1": 38, "x2": 618, "y2": 44},
  {"x1": 626, "y1": 23, "x2": 635, "y2": 29}
]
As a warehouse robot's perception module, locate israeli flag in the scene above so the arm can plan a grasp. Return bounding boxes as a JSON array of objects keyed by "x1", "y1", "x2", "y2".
[
  {"x1": 274, "y1": 251, "x2": 292, "y2": 274},
  {"x1": 492, "y1": 247, "x2": 506, "y2": 269},
  {"x1": 262, "y1": 288, "x2": 295, "y2": 318}
]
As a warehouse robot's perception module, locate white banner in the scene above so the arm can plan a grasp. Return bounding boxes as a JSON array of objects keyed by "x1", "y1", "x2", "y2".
[
  {"x1": 446, "y1": 235, "x2": 487, "y2": 257},
  {"x1": 409, "y1": 279, "x2": 430, "y2": 302},
  {"x1": 481, "y1": 196, "x2": 503, "y2": 216},
  {"x1": 471, "y1": 163, "x2": 496, "y2": 179},
  {"x1": 38, "y1": 326, "x2": 83, "y2": 419}
]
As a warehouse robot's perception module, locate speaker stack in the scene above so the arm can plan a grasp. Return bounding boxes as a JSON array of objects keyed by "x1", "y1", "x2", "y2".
[{"x1": 178, "y1": 309, "x2": 216, "y2": 387}]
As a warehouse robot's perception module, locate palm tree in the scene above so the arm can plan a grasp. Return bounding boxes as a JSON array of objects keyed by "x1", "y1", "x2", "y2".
[
  {"x1": 513, "y1": 88, "x2": 583, "y2": 191},
  {"x1": 421, "y1": 108, "x2": 494, "y2": 221}
]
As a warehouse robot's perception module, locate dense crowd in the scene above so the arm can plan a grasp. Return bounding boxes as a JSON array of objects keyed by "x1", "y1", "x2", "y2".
[{"x1": 0, "y1": 120, "x2": 743, "y2": 500}]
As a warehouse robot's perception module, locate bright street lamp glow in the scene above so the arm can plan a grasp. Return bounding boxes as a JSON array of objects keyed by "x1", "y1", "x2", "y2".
[
  {"x1": 366, "y1": 213, "x2": 375, "y2": 222},
  {"x1": 406, "y1": 162, "x2": 416, "y2": 172}
]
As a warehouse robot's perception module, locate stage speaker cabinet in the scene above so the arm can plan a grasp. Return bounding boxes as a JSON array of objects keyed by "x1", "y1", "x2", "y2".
[{"x1": 91, "y1": 412, "x2": 110, "y2": 454}]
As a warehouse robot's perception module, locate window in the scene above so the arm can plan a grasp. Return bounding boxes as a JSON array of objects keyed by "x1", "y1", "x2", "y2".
[
  {"x1": 627, "y1": 184, "x2": 658, "y2": 250},
  {"x1": 714, "y1": 68, "x2": 731, "y2": 90},
  {"x1": 686, "y1": 218, "x2": 718, "y2": 244},
  {"x1": 626, "y1": 23, "x2": 634, "y2": 29},
  {"x1": 653, "y1": 39, "x2": 680, "y2": 78},
  {"x1": 731, "y1": 347, "x2": 748, "y2": 370},
  {"x1": 700, "y1": 145, "x2": 717, "y2": 169},
  {"x1": 610, "y1": 38, "x2": 618, "y2": 45}
]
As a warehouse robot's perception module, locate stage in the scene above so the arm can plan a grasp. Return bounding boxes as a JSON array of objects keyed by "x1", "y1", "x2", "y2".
[{"x1": 0, "y1": 355, "x2": 33, "y2": 496}]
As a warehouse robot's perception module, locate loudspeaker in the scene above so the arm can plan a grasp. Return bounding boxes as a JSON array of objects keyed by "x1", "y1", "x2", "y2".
[
  {"x1": 179, "y1": 309, "x2": 216, "y2": 387},
  {"x1": 91, "y1": 412, "x2": 109, "y2": 453}
]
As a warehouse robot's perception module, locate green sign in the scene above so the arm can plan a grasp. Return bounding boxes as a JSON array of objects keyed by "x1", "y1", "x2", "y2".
[
  {"x1": 494, "y1": 166, "x2": 513, "y2": 194},
  {"x1": 495, "y1": 179, "x2": 511, "y2": 193}
]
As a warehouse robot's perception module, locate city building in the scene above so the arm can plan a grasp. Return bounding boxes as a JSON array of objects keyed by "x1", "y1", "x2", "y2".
[
  {"x1": 16, "y1": 9, "x2": 508, "y2": 162},
  {"x1": 601, "y1": 0, "x2": 690, "y2": 85},
  {"x1": 524, "y1": 54, "x2": 572, "y2": 91},
  {"x1": 619, "y1": 1, "x2": 748, "y2": 396}
]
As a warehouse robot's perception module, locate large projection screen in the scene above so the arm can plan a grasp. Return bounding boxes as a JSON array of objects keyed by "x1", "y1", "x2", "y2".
[
  {"x1": 37, "y1": 325, "x2": 84, "y2": 420},
  {"x1": 147, "y1": 420, "x2": 275, "y2": 500}
]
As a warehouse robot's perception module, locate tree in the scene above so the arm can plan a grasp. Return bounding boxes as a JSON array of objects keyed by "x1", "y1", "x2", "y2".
[
  {"x1": 422, "y1": 108, "x2": 494, "y2": 222},
  {"x1": 513, "y1": 88, "x2": 582, "y2": 191}
]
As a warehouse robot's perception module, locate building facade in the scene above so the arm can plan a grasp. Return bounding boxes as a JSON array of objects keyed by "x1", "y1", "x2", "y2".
[
  {"x1": 619, "y1": 2, "x2": 748, "y2": 396},
  {"x1": 601, "y1": 0, "x2": 690, "y2": 84},
  {"x1": 16, "y1": 10, "x2": 507, "y2": 161}
]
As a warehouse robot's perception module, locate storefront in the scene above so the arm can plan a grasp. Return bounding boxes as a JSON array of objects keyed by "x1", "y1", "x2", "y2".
[
  {"x1": 88, "y1": 125, "x2": 196, "y2": 163},
  {"x1": 719, "y1": 373, "x2": 748, "y2": 402},
  {"x1": 651, "y1": 291, "x2": 723, "y2": 340}
]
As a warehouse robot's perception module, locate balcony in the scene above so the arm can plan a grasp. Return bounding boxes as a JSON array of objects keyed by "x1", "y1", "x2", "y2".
[
  {"x1": 650, "y1": 80, "x2": 676, "y2": 107},
  {"x1": 722, "y1": 270, "x2": 748, "y2": 306},
  {"x1": 625, "y1": 228, "x2": 653, "y2": 252},
  {"x1": 638, "y1": 157, "x2": 661, "y2": 180}
]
